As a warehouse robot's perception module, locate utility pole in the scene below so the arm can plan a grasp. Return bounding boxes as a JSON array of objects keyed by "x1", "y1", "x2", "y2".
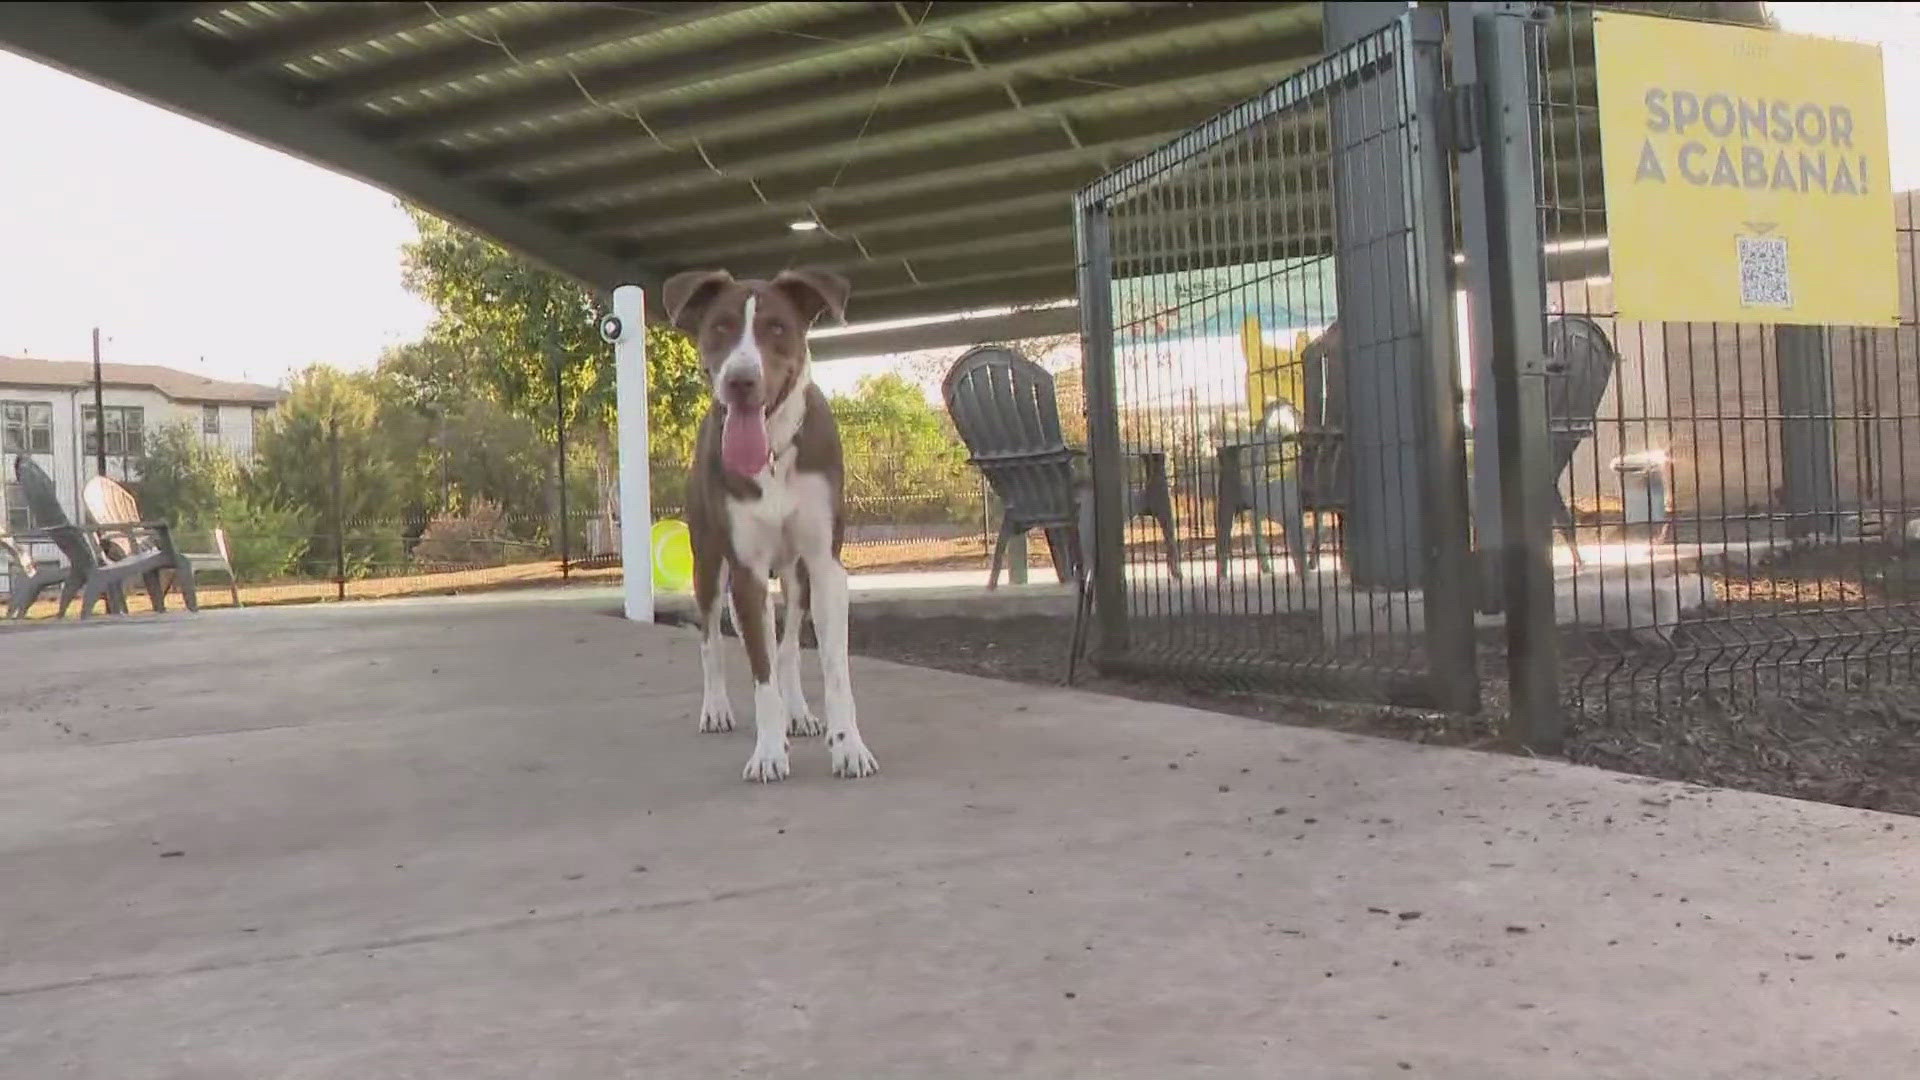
[{"x1": 91, "y1": 327, "x2": 107, "y2": 477}]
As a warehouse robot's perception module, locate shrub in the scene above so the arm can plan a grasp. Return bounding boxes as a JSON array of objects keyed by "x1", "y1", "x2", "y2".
[
  {"x1": 137, "y1": 421, "x2": 240, "y2": 526},
  {"x1": 211, "y1": 493, "x2": 313, "y2": 583},
  {"x1": 412, "y1": 500, "x2": 512, "y2": 569}
]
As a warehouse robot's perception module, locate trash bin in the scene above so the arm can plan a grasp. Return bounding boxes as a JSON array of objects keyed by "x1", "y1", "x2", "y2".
[{"x1": 1611, "y1": 450, "x2": 1670, "y2": 538}]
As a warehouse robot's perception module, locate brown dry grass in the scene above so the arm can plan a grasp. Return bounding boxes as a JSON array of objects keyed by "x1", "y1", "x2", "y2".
[
  {"x1": 8, "y1": 538, "x2": 1014, "y2": 621},
  {"x1": 10, "y1": 561, "x2": 631, "y2": 619}
]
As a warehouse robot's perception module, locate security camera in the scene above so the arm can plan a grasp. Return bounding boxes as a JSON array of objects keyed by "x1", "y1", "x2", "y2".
[{"x1": 598, "y1": 314, "x2": 624, "y2": 344}]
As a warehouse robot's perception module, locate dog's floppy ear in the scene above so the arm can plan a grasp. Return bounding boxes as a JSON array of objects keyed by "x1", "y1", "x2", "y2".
[
  {"x1": 662, "y1": 269, "x2": 734, "y2": 333},
  {"x1": 773, "y1": 267, "x2": 850, "y2": 326}
]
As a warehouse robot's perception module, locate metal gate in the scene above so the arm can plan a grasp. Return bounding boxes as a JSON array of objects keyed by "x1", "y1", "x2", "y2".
[
  {"x1": 1073, "y1": 9, "x2": 1477, "y2": 711},
  {"x1": 1075, "y1": 0, "x2": 1920, "y2": 744}
]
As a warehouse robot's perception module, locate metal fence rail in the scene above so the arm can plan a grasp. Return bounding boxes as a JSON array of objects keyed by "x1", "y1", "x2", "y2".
[
  {"x1": 1524, "y1": 3, "x2": 1920, "y2": 726},
  {"x1": 1074, "y1": 10, "x2": 1476, "y2": 708}
]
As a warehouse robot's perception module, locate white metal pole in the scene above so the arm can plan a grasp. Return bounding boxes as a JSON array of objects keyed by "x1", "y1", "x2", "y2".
[{"x1": 610, "y1": 284, "x2": 653, "y2": 623}]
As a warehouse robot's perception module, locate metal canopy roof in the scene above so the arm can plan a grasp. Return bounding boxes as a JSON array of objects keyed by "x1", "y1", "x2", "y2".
[
  {"x1": 0, "y1": 1, "x2": 1328, "y2": 344},
  {"x1": 0, "y1": 2, "x2": 1771, "y2": 358}
]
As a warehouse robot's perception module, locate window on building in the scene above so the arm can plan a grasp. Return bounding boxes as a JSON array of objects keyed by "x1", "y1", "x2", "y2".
[
  {"x1": 81, "y1": 405, "x2": 146, "y2": 481},
  {"x1": 1, "y1": 400, "x2": 53, "y2": 456},
  {"x1": 3, "y1": 401, "x2": 53, "y2": 533},
  {"x1": 202, "y1": 404, "x2": 220, "y2": 435},
  {"x1": 3, "y1": 481, "x2": 27, "y2": 533}
]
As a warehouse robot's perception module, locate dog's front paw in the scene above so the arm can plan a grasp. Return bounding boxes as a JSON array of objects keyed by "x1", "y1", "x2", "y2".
[
  {"x1": 827, "y1": 730, "x2": 878, "y2": 779},
  {"x1": 698, "y1": 695, "x2": 735, "y2": 734},
  {"x1": 742, "y1": 739, "x2": 791, "y2": 783}
]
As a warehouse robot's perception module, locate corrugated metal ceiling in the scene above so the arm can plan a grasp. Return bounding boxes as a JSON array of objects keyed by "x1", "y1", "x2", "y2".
[
  {"x1": 0, "y1": 1, "x2": 1768, "y2": 334},
  {"x1": 0, "y1": 1, "x2": 1326, "y2": 324}
]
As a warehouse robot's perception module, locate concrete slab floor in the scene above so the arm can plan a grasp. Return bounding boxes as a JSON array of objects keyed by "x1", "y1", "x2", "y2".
[{"x1": 2, "y1": 597, "x2": 1918, "y2": 1079}]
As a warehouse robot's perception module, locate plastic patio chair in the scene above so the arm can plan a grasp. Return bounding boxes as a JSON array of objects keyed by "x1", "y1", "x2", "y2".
[
  {"x1": 942, "y1": 345, "x2": 1181, "y2": 683},
  {"x1": 84, "y1": 474, "x2": 234, "y2": 608},
  {"x1": 6, "y1": 456, "x2": 107, "y2": 618},
  {"x1": 942, "y1": 345, "x2": 1182, "y2": 591},
  {"x1": 1544, "y1": 315, "x2": 1620, "y2": 560},
  {"x1": 2, "y1": 531, "x2": 69, "y2": 620},
  {"x1": 1215, "y1": 320, "x2": 1347, "y2": 576}
]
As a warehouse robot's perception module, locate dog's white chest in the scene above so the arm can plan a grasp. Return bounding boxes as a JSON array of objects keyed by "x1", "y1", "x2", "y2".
[
  {"x1": 726, "y1": 451, "x2": 837, "y2": 577},
  {"x1": 727, "y1": 449, "x2": 798, "y2": 574}
]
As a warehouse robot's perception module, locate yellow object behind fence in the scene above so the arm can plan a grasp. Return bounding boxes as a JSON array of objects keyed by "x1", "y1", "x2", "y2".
[{"x1": 1240, "y1": 315, "x2": 1311, "y2": 477}]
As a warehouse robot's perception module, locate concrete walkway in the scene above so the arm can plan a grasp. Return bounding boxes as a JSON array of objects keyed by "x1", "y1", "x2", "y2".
[{"x1": 2, "y1": 598, "x2": 1917, "y2": 1078}]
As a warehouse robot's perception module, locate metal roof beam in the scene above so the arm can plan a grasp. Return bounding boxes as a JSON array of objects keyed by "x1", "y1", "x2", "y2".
[
  {"x1": 532, "y1": 60, "x2": 1294, "y2": 212},
  {"x1": 117, "y1": 3, "x2": 234, "y2": 31},
  {"x1": 446, "y1": 2, "x2": 1321, "y2": 182},
  {"x1": 0, "y1": 2, "x2": 640, "y2": 291},
  {"x1": 734, "y1": 223, "x2": 1325, "y2": 291},
  {"x1": 808, "y1": 305, "x2": 1081, "y2": 362},
  {"x1": 382, "y1": 2, "x2": 1111, "y2": 147},
  {"x1": 598, "y1": 136, "x2": 1167, "y2": 246},
  {"x1": 855, "y1": 260, "x2": 1082, "y2": 300},
  {"x1": 213, "y1": 2, "x2": 510, "y2": 77},
  {"x1": 727, "y1": 227, "x2": 1078, "y2": 285},
  {"x1": 729, "y1": 190, "x2": 1354, "y2": 276},
  {"x1": 682, "y1": 193, "x2": 1075, "y2": 266},
  {"x1": 308, "y1": 2, "x2": 761, "y2": 111},
  {"x1": 594, "y1": 131, "x2": 1325, "y2": 272},
  {"x1": 844, "y1": 271, "x2": 1077, "y2": 323},
  {"x1": 524, "y1": 46, "x2": 1313, "y2": 208}
]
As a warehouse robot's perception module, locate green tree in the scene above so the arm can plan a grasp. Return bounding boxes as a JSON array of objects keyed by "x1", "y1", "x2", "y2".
[
  {"x1": 135, "y1": 419, "x2": 312, "y2": 583},
  {"x1": 136, "y1": 420, "x2": 241, "y2": 529},
  {"x1": 398, "y1": 207, "x2": 707, "y2": 463},
  {"x1": 248, "y1": 364, "x2": 411, "y2": 577},
  {"x1": 831, "y1": 373, "x2": 977, "y2": 526}
]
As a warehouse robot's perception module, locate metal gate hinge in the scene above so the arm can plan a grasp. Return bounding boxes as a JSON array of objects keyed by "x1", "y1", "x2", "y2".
[{"x1": 1446, "y1": 82, "x2": 1483, "y2": 153}]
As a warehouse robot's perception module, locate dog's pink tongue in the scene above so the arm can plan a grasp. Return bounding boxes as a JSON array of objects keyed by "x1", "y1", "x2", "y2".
[{"x1": 720, "y1": 405, "x2": 769, "y2": 478}]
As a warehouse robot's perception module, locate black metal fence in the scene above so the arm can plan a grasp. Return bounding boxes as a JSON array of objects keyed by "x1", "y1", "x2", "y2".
[
  {"x1": 212, "y1": 416, "x2": 1003, "y2": 605},
  {"x1": 1523, "y1": 3, "x2": 1920, "y2": 733},
  {"x1": 4, "y1": 394, "x2": 1010, "y2": 613},
  {"x1": 1074, "y1": 10, "x2": 1477, "y2": 709},
  {"x1": 1073, "y1": 1, "x2": 1920, "y2": 744}
]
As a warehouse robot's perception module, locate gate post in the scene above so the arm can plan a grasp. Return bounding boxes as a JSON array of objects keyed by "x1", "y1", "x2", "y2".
[
  {"x1": 1449, "y1": 1, "x2": 1506, "y2": 614},
  {"x1": 1472, "y1": 3, "x2": 1563, "y2": 751},
  {"x1": 1074, "y1": 197, "x2": 1128, "y2": 658}
]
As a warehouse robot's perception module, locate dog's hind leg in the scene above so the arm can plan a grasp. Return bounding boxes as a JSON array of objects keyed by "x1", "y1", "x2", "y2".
[
  {"x1": 778, "y1": 562, "x2": 823, "y2": 738},
  {"x1": 731, "y1": 569, "x2": 790, "y2": 782},
  {"x1": 695, "y1": 558, "x2": 735, "y2": 734}
]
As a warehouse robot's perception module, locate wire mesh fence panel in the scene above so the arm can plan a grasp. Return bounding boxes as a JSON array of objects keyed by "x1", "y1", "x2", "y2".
[
  {"x1": 1521, "y1": 3, "x2": 1920, "y2": 727},
  {"x1": 1075, "y1": 12, "x2": 1476, "y2": 707}
]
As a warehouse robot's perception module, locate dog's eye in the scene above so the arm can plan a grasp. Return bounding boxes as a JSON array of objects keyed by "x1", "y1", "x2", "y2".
[{"x1": 764, "y1": 322, "x2": 786, "y2": 338}]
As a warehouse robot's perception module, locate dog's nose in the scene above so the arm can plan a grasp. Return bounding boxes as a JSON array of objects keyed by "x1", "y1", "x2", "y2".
[{"x1": 724, "y1": 373, "x2": 760, "y2": 401}]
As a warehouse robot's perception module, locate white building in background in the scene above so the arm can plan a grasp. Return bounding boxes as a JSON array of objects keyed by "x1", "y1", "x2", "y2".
[{"x1": 0, "y1": 355, "x2": 283, "y2": 532}]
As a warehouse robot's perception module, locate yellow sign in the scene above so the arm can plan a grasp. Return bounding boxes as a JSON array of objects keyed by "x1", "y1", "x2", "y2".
[{"x1": 1593, "y1": 13, "x2": 1899, "y2": 326}]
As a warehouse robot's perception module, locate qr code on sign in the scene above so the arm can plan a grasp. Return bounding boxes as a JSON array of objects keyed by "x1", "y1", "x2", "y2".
[{"x1": 1737, "y1": 236, "x2": 1792, "y2": 308}]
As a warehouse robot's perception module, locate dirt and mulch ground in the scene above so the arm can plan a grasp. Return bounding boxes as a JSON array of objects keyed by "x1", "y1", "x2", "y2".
[{"x1": 845, "y1": 609, "x2": 1920, "y2": 818}]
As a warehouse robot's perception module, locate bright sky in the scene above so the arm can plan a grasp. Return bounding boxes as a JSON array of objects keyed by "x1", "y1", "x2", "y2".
[
  {"x1": 0, "y1": 54, "x2": 433, "y2": 387},
  {"x1": 0, "y1": 2, "x2": 1912, "y2": 392}
]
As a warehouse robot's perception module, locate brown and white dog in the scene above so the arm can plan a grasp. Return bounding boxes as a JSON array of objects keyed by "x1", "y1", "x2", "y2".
[{"x1": 662, "y1": 266, "x2": 877, "y2": 783}]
